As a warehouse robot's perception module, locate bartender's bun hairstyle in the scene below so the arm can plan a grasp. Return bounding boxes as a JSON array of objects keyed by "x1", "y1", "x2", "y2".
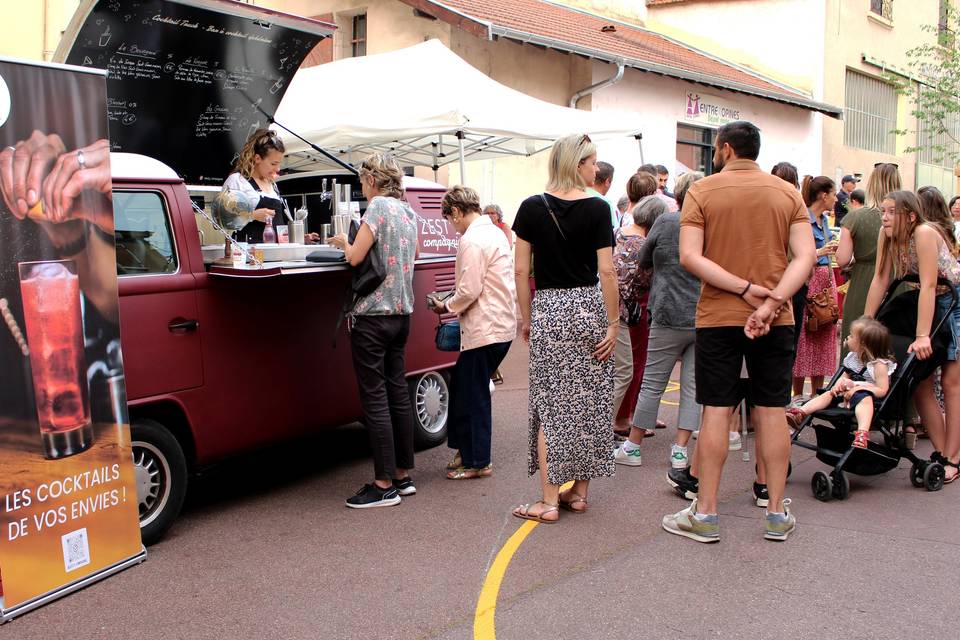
[
  {"x1": 359, "y1": 152, "x2": 405, "y2": 199},
  {"x1": 235, "y1": 128, "x2": 285, "y2": 179},
  {"x1": 547, "y1": 133, "x2": 597, "y2": 192},
  {"x1": 442, "y1": 186, "x2": 482, "y2": 216}
]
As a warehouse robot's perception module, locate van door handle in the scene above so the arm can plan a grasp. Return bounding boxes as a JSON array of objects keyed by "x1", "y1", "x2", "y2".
[{"x1": 168, "y1": 318, "x2": 199, "y2": 333}]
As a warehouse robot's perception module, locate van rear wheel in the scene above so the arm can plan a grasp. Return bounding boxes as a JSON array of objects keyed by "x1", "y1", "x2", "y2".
[
  {"x1": 131, "y1": 419, "x2": 187, "y2": 545},
  {"x1": 409, "y1": 370, "x2": 449, "y2": 449}
]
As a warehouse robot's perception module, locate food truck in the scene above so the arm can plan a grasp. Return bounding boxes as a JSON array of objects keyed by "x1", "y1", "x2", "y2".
[{"x1": 56, "y1": 0, "x2": 459, "y2": 544}]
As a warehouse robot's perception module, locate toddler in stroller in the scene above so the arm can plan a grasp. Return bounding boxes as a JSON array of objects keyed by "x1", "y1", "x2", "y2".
[
  {"x1": 786, "y1": 317, "x2": 895, "y2": 449},
  {"x1": 790, "y1": 274, "x2": 958, "y2": 499}
]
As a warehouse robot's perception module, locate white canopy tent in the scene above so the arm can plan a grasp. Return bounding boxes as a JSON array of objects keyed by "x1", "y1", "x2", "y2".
[{"x1": 274, "y1": 39, "x2": 644, "y2": 179}]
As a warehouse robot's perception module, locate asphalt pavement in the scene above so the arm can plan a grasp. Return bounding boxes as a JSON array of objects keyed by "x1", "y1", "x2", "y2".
[{"x1": 5, "y1": 341, "x2": 960, "y2": 639}]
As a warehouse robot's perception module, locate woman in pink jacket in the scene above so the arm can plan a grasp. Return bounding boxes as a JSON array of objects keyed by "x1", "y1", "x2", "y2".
[{"x1": 430, "y1": 186, "x2": 517, "y2": 479}]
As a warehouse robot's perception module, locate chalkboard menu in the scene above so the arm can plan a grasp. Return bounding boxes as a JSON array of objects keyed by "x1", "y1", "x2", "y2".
[{"x1": 63, "y1": 0, "x2": 331, "y2": 184}]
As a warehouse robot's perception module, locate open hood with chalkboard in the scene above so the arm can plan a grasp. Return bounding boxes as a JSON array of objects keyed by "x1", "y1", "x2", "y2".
[{"x1": 54, "y1": 0, "x2": 335, "y2": 185}]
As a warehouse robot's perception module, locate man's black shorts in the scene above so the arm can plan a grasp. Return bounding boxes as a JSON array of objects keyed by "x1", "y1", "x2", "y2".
[{"x1": 695, "y1": 326, "x2": 795, "y2": 407}]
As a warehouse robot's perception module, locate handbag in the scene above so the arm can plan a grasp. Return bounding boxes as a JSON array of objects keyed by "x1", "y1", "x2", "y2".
[
  {"x1": 348, "y1": 219, "x2": 386, "y2": 296},
  {"x1": 427, "y1": 291, "x2": 461, "y2": 351},
  {"x1": 435, "y1": 320, "x2": 461, "y2": 352},
  {"x1": 331, "y1": 220, "x2": 387, "y2": 347},
  {"x1": 804, "y1": 287, "x2": 839, "y2": 333}
]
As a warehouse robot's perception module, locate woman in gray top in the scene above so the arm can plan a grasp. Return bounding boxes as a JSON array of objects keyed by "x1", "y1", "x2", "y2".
[{"x1": 613, "y1": 172, "x2": 703, "y2": 474}]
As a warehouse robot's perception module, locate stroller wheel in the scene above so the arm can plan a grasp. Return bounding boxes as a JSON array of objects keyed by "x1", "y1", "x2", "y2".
[
  {"x1": 910, "y1": 462, "x2": 926, "y2": 488},
  {"x1": 831, "y1": 470, "x2": 850, "y2": 500},
  {"x1": 812, "y1": 471, "x2": 833, "y2": 502},
  {"x1": 924, "y1": 463, "x2": 945, "y2": 492}
]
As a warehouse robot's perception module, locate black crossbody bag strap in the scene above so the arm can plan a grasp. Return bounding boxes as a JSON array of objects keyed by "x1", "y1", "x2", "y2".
[{"x1": 540, "y1": 193, "x2": 568, "y2": 242}]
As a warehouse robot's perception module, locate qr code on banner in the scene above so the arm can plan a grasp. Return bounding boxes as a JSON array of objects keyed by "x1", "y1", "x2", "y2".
[{"x1": 61, "y1": 528, "x2": 91, "y2": 572}]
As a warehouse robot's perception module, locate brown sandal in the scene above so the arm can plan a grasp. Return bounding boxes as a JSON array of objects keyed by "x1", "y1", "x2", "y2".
[
  {"x1": 446, "y1": 465, "x2": 493, "y2": 480},
  {"x1": 512, "y1": 501, "x2": 559, "y2": 524},
  {"x1": 559, "y1": 490, "x2": 588, "y2": 514}
]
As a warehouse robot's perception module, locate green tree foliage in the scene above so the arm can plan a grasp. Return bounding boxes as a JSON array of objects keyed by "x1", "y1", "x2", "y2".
[{"x1": 889, "y1": 5, "x2": 960, "y2": 165}]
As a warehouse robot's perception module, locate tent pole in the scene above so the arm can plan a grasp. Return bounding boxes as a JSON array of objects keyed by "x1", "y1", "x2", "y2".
[
  {"x1": 457, "y1": 130, "x2": 466, "y2": 185},
  {"x1": 432, "y1": 139, "x2": 439, "y2": 183},
  {"x1": 636, "y1": 133, "x2": 644, "y2": 166}
]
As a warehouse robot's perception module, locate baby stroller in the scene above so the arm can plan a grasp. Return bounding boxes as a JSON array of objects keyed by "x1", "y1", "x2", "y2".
[{"x1": 791, "y1": 274, "x2": 958, "y2": 500}]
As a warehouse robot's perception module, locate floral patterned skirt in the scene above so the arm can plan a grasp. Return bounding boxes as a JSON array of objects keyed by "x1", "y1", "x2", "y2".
[
  {"x1": 528, "y1": 286, "x2": 615, "y2": 484},
  {"x1": 794, "y1": 266, "x2": 838, "y2": 378}
]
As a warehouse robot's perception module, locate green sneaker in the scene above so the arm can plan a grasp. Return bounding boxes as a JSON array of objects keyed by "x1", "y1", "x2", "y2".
[
  {"x1": 661, "y1": 499, "x2": 719, "y2": 543},
  {"x1": 764, "y1": 498, "x2": 796, "y2": 541}
]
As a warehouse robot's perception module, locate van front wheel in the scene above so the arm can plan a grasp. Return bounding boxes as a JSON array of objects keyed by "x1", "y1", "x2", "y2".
[
  {"x1": 409, "y1": 370, "x2": 449, "y2": 449},
  {"x1": 131, "y1": 419, "x2": 187, "y2": 545}
]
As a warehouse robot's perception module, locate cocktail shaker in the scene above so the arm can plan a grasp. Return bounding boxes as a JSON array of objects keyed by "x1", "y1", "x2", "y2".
[{"x1": 290, "y1": 220, "x2": 305, "y2": 244}]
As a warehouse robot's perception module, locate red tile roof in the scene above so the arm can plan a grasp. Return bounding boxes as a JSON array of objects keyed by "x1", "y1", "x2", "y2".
[
  {"x1": 646, "y1": 0, "x2": 724, "y2": 5},
  {"x1": 398, "y1": 0, "x2": 841, "y2": 116}
]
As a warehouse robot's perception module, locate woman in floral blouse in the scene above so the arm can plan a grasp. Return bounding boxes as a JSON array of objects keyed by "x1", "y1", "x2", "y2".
[{"x1": 329, "y1": 153, "x2": 419, "y2": 509}]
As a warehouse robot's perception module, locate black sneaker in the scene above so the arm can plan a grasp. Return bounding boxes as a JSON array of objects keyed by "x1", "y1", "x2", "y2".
[
  {"x1": 666, "y1": 467, "x2": 698, "y2": 500},
  {"x1": 392, "y1": 476, "x2": 416, "y2": 496},
  {"x1": 753, "y1": 482, "x2": 769, "y2": 508},
  {"x1": 345, "y1": 483, "x2": 401, "y2": 509}
]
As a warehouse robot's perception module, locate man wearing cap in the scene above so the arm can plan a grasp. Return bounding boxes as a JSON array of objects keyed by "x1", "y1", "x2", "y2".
[{"x1": 834, "y1": 175, "x2": 859, "y2": 224}]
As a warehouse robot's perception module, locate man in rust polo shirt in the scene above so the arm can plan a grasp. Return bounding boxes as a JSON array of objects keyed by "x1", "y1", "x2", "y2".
[{"x1": 662, "y1": 121, "x2": 816, "y2": 544}]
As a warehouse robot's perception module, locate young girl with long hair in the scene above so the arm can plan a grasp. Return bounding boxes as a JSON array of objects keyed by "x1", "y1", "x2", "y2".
[{"x1": 864, "y1": 190, "x2": 960, "y2": 483}]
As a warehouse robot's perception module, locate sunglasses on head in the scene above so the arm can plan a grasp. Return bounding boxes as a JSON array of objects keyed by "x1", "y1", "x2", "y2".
[
  {"x1": 580, "y1": 134, "x2": 592, "y2": 145},
  {"x1": 874, "y1": 162, "x2": 899, "y2": 169}
]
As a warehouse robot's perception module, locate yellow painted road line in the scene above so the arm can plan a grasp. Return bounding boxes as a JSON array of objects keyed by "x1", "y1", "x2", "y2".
[
  {"x1": 661, "y1": 380, "x2": 681, "y2": 406},
  {"x1": 474, "y1": 481, "x2": 574, "y2": 640}
]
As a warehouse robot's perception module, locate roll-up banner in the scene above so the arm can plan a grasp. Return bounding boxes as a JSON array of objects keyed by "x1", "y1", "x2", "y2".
[{"x1": 0, "y1": 56, "x2": 144, "y2": 622}]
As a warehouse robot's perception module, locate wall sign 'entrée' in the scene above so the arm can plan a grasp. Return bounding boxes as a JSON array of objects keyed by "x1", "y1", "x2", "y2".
[{"x1": 683, "y1": 91, "x2": 743, "y2": 127}]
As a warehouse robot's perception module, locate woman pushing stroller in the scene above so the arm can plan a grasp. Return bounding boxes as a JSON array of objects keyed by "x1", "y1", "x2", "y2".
[
  {"x1": 787, "y1": 318, "x2": 895, "y2": 449},
  {"x1": 863, "y1": 191, "x2": 960, "y2": 484}
]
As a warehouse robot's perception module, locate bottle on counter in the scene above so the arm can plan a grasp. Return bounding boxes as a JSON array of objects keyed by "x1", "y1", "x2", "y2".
[{"x1": 262, "y1": 217, "x2": 277, "y2": 244}]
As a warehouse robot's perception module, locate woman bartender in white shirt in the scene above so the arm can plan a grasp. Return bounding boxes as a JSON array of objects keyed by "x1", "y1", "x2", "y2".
[{"x1": 222, "y1": 129, "x2": 291, "y2": 243}]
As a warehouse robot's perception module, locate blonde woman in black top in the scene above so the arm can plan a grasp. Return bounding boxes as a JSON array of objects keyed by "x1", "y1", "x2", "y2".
[{"x1": 511, "y1": 134, "x2": 619, "y2": 523}]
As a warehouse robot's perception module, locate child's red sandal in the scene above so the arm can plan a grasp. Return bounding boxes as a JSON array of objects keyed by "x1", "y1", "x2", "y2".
[{"x1": 852, "y1": 430, "x2": 869, "y2": 449}]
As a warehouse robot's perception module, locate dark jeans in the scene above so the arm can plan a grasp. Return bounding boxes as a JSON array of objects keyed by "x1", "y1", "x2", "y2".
[
  {"x1": 447, "y1": 340, "x2": 512, "y2": 469},
  {"x1": 350, "y1": 315, "x2": 415, "y2": 480}
]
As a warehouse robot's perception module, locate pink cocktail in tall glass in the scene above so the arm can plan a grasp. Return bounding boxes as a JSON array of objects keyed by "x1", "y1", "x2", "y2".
[{"x1": 18, "y1": 260, "x2": 93, "y2": 459}]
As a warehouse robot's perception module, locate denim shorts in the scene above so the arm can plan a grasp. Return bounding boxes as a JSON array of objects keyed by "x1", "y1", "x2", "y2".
[{"x1": 935, "y1": 286, "x2": 960, "y2": 361}]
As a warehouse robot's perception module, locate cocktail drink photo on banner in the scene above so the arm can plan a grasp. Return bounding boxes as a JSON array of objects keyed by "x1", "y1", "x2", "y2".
[
  {"x1": 18, "y1": 260, "x2": 93, "y2": 460},
  {"x1": 0, "y1": 56, "x2": 144, "y2": 621}
]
